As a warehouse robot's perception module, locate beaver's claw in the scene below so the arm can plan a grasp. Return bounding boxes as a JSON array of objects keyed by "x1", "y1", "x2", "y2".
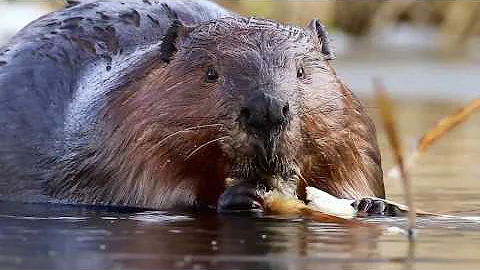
[{"x1": 352, "y1": 197, "x2": 402, "y2": 217}]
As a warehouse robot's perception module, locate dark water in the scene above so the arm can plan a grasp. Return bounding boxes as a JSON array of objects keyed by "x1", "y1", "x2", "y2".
[
  {"x1": 1, "y1": 203, "x2": 480, "y2": 270},
  {"x1": 1, "y1": 101, "x2": 480, "y2": 270}
]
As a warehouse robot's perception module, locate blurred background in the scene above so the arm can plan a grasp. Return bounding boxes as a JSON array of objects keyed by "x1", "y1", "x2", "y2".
[{"x1": 0, "y1": 1, "x2": 479, "y2": 210}]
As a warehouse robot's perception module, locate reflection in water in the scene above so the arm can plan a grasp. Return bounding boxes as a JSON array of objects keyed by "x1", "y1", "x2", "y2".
[
  {"x1": 3, "y1": 207, "x2": 480, "y2": 270},
  {"x1": 0, "y1": 206, "x2": 402, "y2": 270},
  {"x1": 0, "y1": 101, "x2": 479, "y2": 270}
]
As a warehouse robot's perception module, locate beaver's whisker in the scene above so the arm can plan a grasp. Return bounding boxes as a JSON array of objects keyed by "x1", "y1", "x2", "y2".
[
  {"x1": 318, "y1": 106, "x2": 380, "y2": 112},
  {"x1": 182, "y1": 116, "x2": 220, "y2": 120},
  {"x1": 157, "y1": 124, "x2": 223, "y2": 145},
  {"x1": 304, "y1": 107, "x2": 378, "y2": 116},
  {"x1": 185, "y1": 136, "x2": 230, "y2": 161},
  {"x1": 297, "y1": 171, "x2": 310, "y2": 187}
]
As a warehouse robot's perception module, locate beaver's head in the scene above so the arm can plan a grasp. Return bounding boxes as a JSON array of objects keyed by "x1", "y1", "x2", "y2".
[
  {"x1": 58, "y1": 16, "x2": 380, "y2": 209},
  {"x1": 155, "y1": 18, "x2": 337, "y2": 190}
]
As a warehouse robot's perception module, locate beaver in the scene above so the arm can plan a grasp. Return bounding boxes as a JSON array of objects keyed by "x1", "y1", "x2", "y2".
[{"x1": 0, "y1": 0, "x2": 396, "y2": 215}]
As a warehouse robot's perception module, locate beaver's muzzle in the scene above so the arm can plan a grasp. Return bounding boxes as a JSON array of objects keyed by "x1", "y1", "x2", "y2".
[{"x1": 239, "y1": 92, "x2": 290, "y2": 168}]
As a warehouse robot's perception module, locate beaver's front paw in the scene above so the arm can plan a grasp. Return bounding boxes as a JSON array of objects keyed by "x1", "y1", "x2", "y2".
[
  {"x1": 352, "y1": 198, "x2": 402, "y2": 217},
  {"x1": 217, "y1": 183, "x2": 264, "y2": 214}
]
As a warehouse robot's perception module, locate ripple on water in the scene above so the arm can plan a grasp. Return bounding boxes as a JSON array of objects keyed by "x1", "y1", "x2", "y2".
[
  {"x1": 0, "y1": 215, "x2": 88, "y2": 221},
  {"x1": 128, "y1": 211, "x2": 193, "y2": 223}
]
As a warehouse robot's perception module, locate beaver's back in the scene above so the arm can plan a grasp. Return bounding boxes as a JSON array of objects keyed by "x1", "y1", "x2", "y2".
[{"x1": 0, "y1": 0, "x2": 233, "y2": 201}]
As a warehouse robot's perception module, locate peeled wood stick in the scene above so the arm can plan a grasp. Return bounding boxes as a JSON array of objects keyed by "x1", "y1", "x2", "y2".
[
  {"x1": 374, "y1": 80, "x2": 415, "y2": 239},
  {"x1": 225, "y1": 177, "x2": 361, "y2": 224},
  {"x1": 263, "y1": 191, "x2": 368, "y2": 226}
]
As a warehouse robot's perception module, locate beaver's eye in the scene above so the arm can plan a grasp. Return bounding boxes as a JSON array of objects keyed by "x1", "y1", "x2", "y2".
[
  {"x1": 297, "y1": 67, "x2": 305, "y2": 79},
  {"x1": 205, "y1": 66, "x2": 219, "y2": 83}
]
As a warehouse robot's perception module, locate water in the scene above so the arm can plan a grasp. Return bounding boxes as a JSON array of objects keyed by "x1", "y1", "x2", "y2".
[
  {"x1": 0, "y1": 100, "x2": 479, "y2": 270},
  {"x1": 1, "y1": 205, "x2": 480, "y2": 269}
]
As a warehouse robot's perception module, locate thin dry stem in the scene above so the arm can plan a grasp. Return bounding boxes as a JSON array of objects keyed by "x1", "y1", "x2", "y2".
[
  {"x1": 386, "y1": 99, "x2": 480, "y2": 183},
  {"x1": 418, "y1": 98, "x2": 480, "y2": 152},
  {"x1": 374, "y1": 79, "x2": 416, "y2": 238}
]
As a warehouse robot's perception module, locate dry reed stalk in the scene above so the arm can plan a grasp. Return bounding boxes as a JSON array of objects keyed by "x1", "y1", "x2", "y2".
[
  {"x1": 387, "y1": 98, "x2": 480, "y2": 180},
  {"x1": 374, "y1": 79, "x2": 415, "y2": 239},
  {"x1": 381, "y1": 98, "x2": 480, "y2": 220},
  {"x1": 418, "y1": 98, "x2": 480, "y2": 152}
]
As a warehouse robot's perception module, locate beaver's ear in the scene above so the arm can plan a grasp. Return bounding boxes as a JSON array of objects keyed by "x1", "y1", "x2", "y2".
[
  {"x1": 159, "y1": 3, "x2": 194, "y2": 64},
  {"x1": 64, "y1": 0, "x2": 82, "y2": 8},
  {"x1": 305, "y1": 19, "x2": 335, "y2": 61},
  {"x1": 159, "y1": 20, "x2": 193, "y2": 64}
]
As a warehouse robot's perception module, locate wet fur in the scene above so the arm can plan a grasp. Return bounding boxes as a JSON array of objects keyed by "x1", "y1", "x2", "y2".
[
  {"x1": 0, "y1": 0, "x2": 233, "y2": 205},
  {"x1": 0, "y1": 1, "x2": 383, "y2": 208},
  {"x1": 49, "y1": 17, "x2": 384, "y2": 207}
]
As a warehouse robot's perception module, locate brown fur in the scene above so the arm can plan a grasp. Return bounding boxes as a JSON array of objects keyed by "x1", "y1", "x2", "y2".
[{"x1": 48, "y1": 17, "x2": 384, "y2": 208}]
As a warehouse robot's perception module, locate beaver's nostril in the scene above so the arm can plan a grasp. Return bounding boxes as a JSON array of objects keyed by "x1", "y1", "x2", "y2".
[
  {"x1": 239, "y1": 107, "x2": 251, "y2": 122},
  {"x1": 282, "y1": 103, "x2": 290, "y2": 118}
]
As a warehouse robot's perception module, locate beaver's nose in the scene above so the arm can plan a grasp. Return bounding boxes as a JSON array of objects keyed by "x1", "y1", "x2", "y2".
[{"x1": 239, "y1": 93, "x2": 290, "y2": 132}]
